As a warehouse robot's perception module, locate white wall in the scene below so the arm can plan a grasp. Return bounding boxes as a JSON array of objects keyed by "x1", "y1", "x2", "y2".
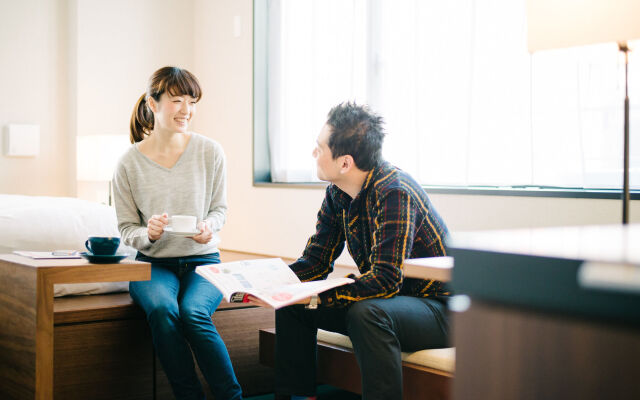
[
  {"x1": 0, "y1": 0, "x2": 196, "y2": 201},
  {"x1": 73, "y1": 0, "x2": 196, "y2": 203},
  {"x1": 0, "y1": 0, "x2": 71, "y2": 196},
  {"x1": 74, "y1": 0, "x2": 195, "y2": 139},
  {"x1": 0, "y1": 0, "x2": 638, "y2": 261}
]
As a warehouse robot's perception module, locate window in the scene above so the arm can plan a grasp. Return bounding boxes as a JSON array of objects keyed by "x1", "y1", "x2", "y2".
[{"x1": 254, "y1": 0, "x2": 640, "y2": 191}]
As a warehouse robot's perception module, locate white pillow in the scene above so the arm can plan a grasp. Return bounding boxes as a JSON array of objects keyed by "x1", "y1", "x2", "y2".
[{"x1": 0, "y1": 194, "x2": 136, "y2": 297}]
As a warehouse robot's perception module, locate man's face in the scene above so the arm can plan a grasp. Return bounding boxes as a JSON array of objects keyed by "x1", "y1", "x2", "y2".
[{"x1": 312, "y1": 124, "x2": 341, "y2": 182}]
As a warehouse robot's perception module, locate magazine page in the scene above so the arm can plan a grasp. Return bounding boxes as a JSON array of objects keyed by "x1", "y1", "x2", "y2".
[
  {"x1": 196, "y1": 257, "x2": 354, "y2": 308},
  {"x1": 242, "y1": 277, "x2": 354, "y2": 309},
  {"x1": 13, "y1": 250, "x2": 82, "y2": 259},
  {"x1": 195, "y1": 258, "x2": 300, "y2": 301}
]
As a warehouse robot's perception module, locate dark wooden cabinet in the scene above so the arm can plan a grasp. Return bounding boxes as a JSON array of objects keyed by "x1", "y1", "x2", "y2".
[
  {"x1": 53, "y1": 294, "x2": 275, "y2": 400},
  {"x1": 453, "y1": 300, "x2": 640, "y2": 400},
  {"x1": 54, "y1": 318, "x2": 154, "y2": 400}
]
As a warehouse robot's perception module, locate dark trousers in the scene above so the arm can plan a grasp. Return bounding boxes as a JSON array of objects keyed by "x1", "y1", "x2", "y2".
[{"x1": 275, "y1": 296, "x2": 449, "y2": 400}]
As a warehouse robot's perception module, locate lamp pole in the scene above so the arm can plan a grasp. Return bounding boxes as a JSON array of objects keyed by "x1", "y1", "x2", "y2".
[{"x1": 619, "y1": 42, "x2": 630, "y2": 224}]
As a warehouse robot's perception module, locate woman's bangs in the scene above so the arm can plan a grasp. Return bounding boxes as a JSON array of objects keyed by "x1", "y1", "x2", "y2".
[{"x1": 164, "y1": 71, "x2": 202, "y2": 101}]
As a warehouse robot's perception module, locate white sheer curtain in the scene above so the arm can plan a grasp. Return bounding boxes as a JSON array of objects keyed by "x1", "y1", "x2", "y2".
[
  {"x1": 265, "y1": 0, "x2": 640, "y2": 189},
  {"x1": 267, "y1": 0, "x2": 368, "y2": 182}
]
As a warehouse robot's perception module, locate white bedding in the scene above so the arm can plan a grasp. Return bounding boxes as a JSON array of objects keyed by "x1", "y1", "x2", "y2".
[{"x1": 0, "y1": 194, "x2": 135, "y2": 297}]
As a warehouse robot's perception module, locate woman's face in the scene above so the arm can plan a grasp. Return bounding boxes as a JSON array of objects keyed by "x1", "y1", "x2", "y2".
[{"x1": 149, "y1": 92, "x2": 197, "y2": 134}]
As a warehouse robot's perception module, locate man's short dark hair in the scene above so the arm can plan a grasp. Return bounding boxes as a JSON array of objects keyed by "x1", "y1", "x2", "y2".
[{"x1": 326, "y1": 102, "x2": 386, "y2": 171}]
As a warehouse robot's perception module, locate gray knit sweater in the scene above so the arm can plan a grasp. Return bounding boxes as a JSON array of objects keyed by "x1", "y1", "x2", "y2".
[{"x1": 113, "y1": 133, "x2": 227, "y2": 258}]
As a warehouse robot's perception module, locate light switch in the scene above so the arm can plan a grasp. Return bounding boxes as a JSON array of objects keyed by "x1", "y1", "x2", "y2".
[
  {"x1": 234, "y1": 15, "x2": 242, "y2": 38},
  {"x1": 3, "y1": 124, "x2": 40, "y2": 157}
]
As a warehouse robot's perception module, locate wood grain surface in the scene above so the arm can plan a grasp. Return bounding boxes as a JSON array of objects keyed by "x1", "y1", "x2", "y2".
[
  {"x1": 0, "y1": 255, "x2": 150, "y2": 399},
  {"x1": 453, "y1": 301, "x2": 640, "y2": 400},
  {"x1": 54, "y1": 318, "x2": 153, "y2": 400},
  {"x1": 0, "y1": 259, "x2": 38, "y2": 399}
]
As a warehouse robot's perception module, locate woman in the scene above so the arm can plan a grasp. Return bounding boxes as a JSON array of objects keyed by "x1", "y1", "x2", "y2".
[{"x1": 113, "y1": 66, "x2": 242, "y2": 400}]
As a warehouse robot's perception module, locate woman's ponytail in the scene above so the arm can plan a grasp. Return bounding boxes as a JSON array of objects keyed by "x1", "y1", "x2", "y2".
[{"x1": 129, "y1": 93, "x2": 153, "y2": 143}]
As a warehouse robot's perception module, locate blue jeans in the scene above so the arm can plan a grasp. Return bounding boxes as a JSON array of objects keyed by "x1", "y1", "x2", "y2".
[
  {"x1": 275, "y1": 296, "x2": 449, "y2": 400},
  {"x1": 130, "y1": 253, "x2": 242, "y2": 400}
]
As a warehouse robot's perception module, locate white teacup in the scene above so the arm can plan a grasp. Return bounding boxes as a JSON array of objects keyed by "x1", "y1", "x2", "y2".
[{"x1": 170, "y1": 215, "x2": 197, "y2": 232}]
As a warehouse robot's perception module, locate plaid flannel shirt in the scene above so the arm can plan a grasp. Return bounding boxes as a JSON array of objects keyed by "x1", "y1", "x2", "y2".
[{"x1": 290, "y1": 162, "x2": 450, "y2": 308}]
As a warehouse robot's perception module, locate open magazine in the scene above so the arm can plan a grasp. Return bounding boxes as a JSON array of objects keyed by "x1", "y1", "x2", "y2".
[{"x1": 195, "y1": 258, "x2": 354, "y2": 309}]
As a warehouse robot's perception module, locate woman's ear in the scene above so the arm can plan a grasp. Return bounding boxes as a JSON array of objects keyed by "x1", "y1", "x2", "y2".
[{"x1": 146, "y1": 96, "x2": 157, "y2": 113}]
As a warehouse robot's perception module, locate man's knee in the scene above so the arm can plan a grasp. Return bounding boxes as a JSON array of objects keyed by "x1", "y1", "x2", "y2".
[
  {"x1": 276, "y1": 304, "x2": 306, "y2": 326},
  {"x1": 346, "y1": 300, "x2": 394, "y2": 333}
]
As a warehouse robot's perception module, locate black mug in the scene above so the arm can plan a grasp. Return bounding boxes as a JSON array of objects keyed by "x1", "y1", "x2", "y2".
[{"x1": 85, "y1": 236, "x2": 120, "y2": 256}]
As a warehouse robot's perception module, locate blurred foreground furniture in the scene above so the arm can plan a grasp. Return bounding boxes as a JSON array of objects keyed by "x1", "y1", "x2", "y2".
[
  {"x1": 259, "y1": 257, "x2": 455, "y2": 400},
  {"x1": 448, "y1": 224, "x2": 640, "y2": 400}
]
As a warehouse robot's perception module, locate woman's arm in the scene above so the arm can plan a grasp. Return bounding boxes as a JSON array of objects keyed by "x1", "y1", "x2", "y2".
[
  {"x1": 113, "y1": 162, "x2": 154, "y2": 250},
  {"x1": 204, "y1": 142, "x2": 228, "y2": 232},
  {"x1": 190, "y1": 141, "x2": 227, "y2": 244}
]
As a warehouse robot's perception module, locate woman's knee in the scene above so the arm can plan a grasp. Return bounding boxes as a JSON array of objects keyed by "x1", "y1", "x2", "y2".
[
  {"x1": 146, "y1": 303, "x2": 180, "y2": 334},
  {"x1": 179, "y1": 304, "x2": 214, "y2": 332}
]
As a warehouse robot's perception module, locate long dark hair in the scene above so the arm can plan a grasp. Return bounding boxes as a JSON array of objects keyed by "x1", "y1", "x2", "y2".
[{"x1": 129, "y1": 66, "x2": 202, "y2": 143}]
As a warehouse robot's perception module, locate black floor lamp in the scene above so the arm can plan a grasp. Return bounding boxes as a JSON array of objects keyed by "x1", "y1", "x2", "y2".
[
  {"x1": 526, "y1": 0, "x2": 639, "y2": 224},
  {"x1": 621, "y1": 42, "x2": 631, "y2": 223}
]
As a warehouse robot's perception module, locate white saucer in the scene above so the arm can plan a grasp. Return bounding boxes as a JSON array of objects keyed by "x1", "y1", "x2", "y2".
[{"x1": 165, "y1": 227, "x2": 200, "y2": 237}]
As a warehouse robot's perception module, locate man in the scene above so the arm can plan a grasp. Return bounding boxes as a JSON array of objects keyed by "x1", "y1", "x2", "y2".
[{"x1": 254, "y1": 102, "x2": 450, "y2": 400}]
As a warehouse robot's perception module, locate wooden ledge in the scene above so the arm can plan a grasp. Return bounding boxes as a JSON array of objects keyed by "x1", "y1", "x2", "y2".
[
  {"x1": 53, "y1": 290, "x2": 260, "y2": 325},
  {"x1": 403, "y1": 257, "x2": 453, "y2": 282}
]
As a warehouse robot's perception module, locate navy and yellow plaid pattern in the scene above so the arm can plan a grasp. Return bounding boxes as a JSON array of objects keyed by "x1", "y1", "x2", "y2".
[{"x1": 290, "y1": 162, "x2": 450, "y2": 308}]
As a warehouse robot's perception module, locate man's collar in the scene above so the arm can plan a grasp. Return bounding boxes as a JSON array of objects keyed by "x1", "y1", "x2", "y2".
[{"x1": 329, "y1": 161, "x2": 388, "y2": 207}]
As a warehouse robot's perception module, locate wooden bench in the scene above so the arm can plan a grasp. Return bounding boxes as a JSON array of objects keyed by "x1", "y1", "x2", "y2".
[
  {"x1": 259, "y1": 328, "x2": 454, "y2": 400},
  {"x1": 51, "y1": 251, "x2": 277, "y2": 399},
  {"x1": 258, "y1": 256, "x2": 455, "y2": 400}
]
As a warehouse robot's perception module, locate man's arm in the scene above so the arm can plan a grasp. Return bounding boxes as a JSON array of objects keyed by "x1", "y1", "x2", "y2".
[
  {"x1": 289, "y1": 188, "x2": 346, "y2": 282},
  {"x1": 319, "y1": 190, "x2": 425, "y2": 308}
]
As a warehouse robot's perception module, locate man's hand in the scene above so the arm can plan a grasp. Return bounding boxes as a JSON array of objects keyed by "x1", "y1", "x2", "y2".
[
  {"x1": 148, "y1": 213, "x2": 169, "y2": 241},
  {"x1": 246, "y1": 295, "x2": 272, "y2": 308},
  {"x1": 189, "y1": 221, "x2": 213, "y2": 244}
]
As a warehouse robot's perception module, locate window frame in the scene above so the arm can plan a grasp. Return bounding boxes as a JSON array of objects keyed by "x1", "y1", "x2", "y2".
[{"x1": 251, "y1": 0, "x2": 640, "y2": 201}]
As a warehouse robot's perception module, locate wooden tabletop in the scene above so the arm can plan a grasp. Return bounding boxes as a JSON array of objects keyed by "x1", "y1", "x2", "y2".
[
  {"x1": 448, "y1": 224, "x2": 640, "y2": 265},
  {"x1": 0, "y1": 254, "x2": 150, "y2": 284},
  {"x1": 402, "y1": 256, "x2": 453, "y2": 282},
  {"x1": 0, "y1": 253, "x2": 146, "y2": 268}
]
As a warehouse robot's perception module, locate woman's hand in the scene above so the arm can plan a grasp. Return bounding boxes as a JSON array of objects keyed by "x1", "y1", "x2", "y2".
[
  {"x1": 148, "y1": 213, "x2": 168, "y2": 241},
  {"x1": 189, "y1": 221, "x2": 213, "y2": 244}
]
